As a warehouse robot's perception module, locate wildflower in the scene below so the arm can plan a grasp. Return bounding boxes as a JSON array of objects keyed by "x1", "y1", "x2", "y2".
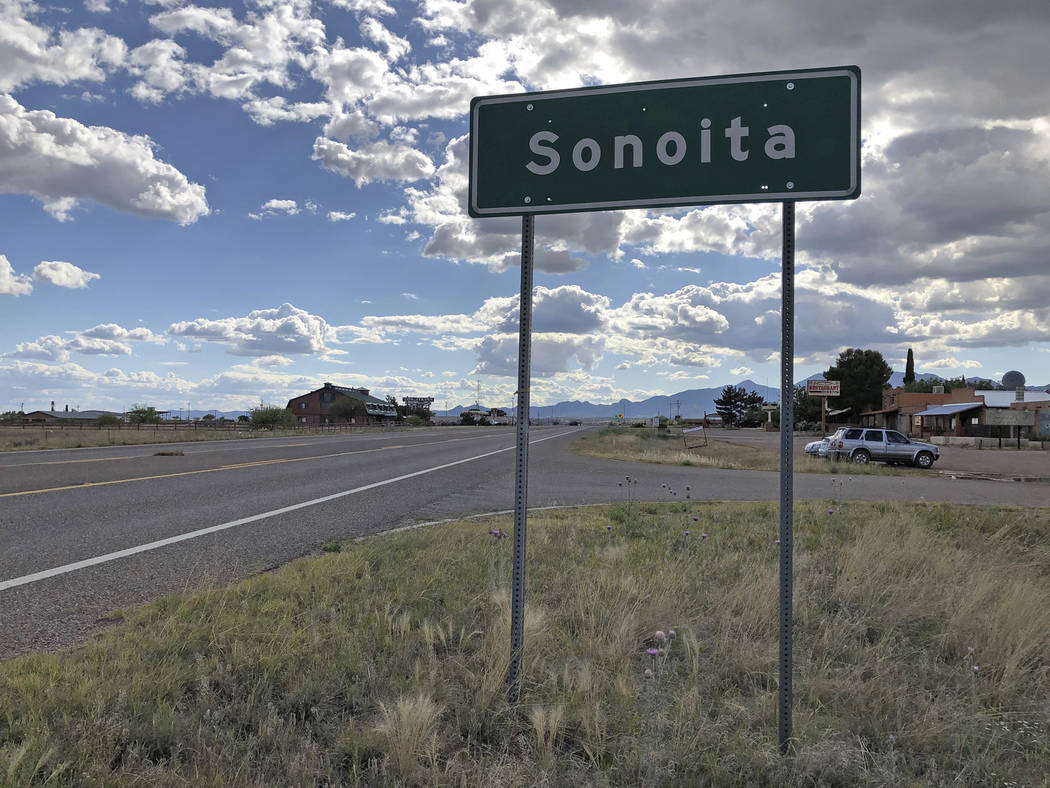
[
  {"x1": 967, "y1": 646, "x2": 974, "y2": 653},
  {"x1": 668, "y1": 629, "x2": 676, "y2": 638},
  {"x1": 775, "y1": 538, "x2": 781, "y2": 545},
  {"x1": 661, "y1": 483, "x2": 667, "y2": 489},
  {"x1": 889, "y1": 733, "x2": 895, "y2": 741},
  {"x1": 973, "y1": 665, "x2": 980, "y2": 672},
  {"x1": 692, "y1": 516, "x2": 699, "y2": 522},
  {"x1": 646, "y1": 647, "x2": 659, "y2": 656},
  {"x1": 701, "y1": 532, "x2": 708, "y2": 539},
  {"x1": 654, "y1": 631, "x2": 667, "y2": 643},
  {"x1": 606, "y1": 525, "x2": 612, "y2": 532},
  {"x1": 618, "y1": 482, "x2": 623, "y2": 487},
  {"x1": 684, "y1": 530, "x2": 690, "y2": 536},
  {"x1": 828, "y1": 508, "x2": 835, "y2": 515}
]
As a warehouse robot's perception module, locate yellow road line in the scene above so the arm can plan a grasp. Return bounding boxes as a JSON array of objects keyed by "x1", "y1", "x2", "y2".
[
  {"x1": 0, "y1": 436, "x2": 496, "y2": 498},
  {"x1": 0, "y1": 455, "x2": 150, "y2": 468}
]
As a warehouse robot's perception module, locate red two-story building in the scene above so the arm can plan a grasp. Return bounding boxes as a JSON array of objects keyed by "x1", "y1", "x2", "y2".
[{"x1": 286, "y1": 382, "x2": 398, "y2": 426}]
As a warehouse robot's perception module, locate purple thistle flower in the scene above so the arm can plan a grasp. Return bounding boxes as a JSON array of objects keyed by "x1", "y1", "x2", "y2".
[
  {"x1": 701, "y1": 532, "x2": 708, "y2": 539},
  {"x1": 973, "y1": 664, "x2": 980, "y2": 672},
  {"x1": 775, "y1": 538, "x2": 781, "y2": 545},
  {"x1": 828, "y1": 508, "x2": 835, "y2": 515},
  {"x1": 661, "y1": 483, "x2": 667, "y2": 488},
  {"x1": 692, "y1": 516, "x2": 699, "y2": 522},
  {"x1": 606, "y1": 525, "x2": 612, "y2": 531},
  {"x1": 617, "y1": 482, "x2": 623, "y2": 487},
  {"x1": 684, "y1": 530, "x2": 690, "y2": 536},
  {"x1": 889, "y1": 733, "x2": 895, "y2": 741},
  {"x1": 967, "y1": 646, "x2": 974, "y2": 653},
  {"x1": 646, "y1": 647, "x2": 659, "y2": 656},
  {"x1": 668, "y1": 629, "x2": 676, "y2": 638},
  {"x1": 654, "y1": 630, "x2": 667, "y2": 642}
]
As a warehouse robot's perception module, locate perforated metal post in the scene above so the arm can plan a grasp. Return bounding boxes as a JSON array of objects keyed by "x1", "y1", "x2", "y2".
[
  {"x1": 778, "y1": 201, "x2": 795, "y2": 753},
  {"x1": 508, "y1": 214, "x2": 534, "y2": 704}
]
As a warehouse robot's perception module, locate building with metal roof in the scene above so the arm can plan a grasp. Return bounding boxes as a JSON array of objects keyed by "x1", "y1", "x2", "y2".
[{"x1": 286, "y1": 382, "x2": 399, "y2": 426}]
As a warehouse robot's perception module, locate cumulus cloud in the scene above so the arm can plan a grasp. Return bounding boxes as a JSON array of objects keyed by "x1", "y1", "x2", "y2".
[
  {"x1": 0, "y1": 255, "x2": 33, "y2": 296},
  {"x1": 32, "y1": 261, "x2": 100, "y2": 289},
  {"x1": 327, "y1": 210, "x2": 356, "y2": 221},
  {"x1": 167, "y1": 302, "x2": 337, "y2": 357},
  {"x1": 312, "y1": 137, "x2": 436, "y2": 187},
  {"x1": 0, "y1": 0, "x2": 126, "y2": 92},
  {"x1": 249, "y1": 198, "x2": 300, "y2": 219},
  {"x1": 0, "y1": 94, "x2": 209, "y2": 223}
]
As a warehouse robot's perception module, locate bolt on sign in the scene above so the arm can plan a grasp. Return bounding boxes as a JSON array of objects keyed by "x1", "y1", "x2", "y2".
[{"x1": 469, "y1": 66, "x2": 860, "y2": 217}]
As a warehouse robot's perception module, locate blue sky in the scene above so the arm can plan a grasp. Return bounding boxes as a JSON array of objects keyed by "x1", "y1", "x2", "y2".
[{"x1": 2, "y1": 0, "x2": 1049, "y2": 415}]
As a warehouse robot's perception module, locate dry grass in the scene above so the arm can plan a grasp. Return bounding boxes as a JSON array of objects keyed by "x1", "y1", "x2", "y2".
[
  {"x1": 573, "y1": 426, "x2": 911, "y2": 475},
  {"x1": 1, "y1": 501, "x2": 1048, "y2": 785}
]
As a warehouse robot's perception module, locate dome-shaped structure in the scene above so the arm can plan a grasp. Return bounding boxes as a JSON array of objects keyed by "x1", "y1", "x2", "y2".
[{"x1": 1001, "y1": 370, "x2": 1026, "y2": 388}]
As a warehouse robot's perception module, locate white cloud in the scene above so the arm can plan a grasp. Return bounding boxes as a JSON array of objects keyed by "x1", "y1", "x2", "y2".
[
  {"x1": 167, "y1": 302, "x2": 337, "y2": 357},
  {"x1": 0, "y1": 255, "x2": 33, "y2": 296},
  {"x1": 361, "y1": 17, "x2": 410, "y2": 61},
  {"x1": 7, "y1": 335, "x2": 68, "y2": 361},
  {"x1": 79, "y1": 323, "x2": 166, "y2": 344},
  {"x1": 0, "y1": 1, "x2": 126, "y2": 92},
  {"x1": 32, "y1": 261, "x2": 100, "y2": 289},
  {"x1": 249, "y1": 198, "x2": 299, "y2": 219},
  {"x1": 241, "y1": 96, "x2": 329, "y2": 126},
  {"x1": 312, "y1": 137, "x2": 436, "y2": 187},
  {"x1": 327, "y1": 210, "x2": 356, "y2": 221},
  {"x1": 0, "y1": 94, "x2": 209, "y2": 224}
]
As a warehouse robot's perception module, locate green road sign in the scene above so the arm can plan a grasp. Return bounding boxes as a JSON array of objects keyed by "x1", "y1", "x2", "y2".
[{"x1": 468, "y1": 66, "x2": 860, "y2": 217}]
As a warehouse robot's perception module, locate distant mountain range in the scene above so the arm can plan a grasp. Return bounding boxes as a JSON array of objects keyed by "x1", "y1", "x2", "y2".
[
  {"x1": 450, "y1": 372, "x2": 1048, "y2": 420},
  {"x1": 164, "y1": 372, "x2": 1046, "y2": 423}
]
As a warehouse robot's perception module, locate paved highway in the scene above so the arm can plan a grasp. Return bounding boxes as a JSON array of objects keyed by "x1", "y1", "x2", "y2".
[{"x1": 2, "y1": 425, "x2": 1047, "y2": 658}]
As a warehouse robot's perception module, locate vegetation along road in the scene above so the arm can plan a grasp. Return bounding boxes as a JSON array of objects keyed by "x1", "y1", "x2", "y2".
[{"x1": 2, "y1": 425, "x2": 1048, "y2": 659}]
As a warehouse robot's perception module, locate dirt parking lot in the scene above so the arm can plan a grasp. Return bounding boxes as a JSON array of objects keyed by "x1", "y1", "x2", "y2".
[{"x1": 706, "y1": 428, "x2": 1050, "y2": 480}]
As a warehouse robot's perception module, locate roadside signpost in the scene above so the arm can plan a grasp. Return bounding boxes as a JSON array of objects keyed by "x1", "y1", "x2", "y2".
[
  {"x1": 806, "y1": 379, "x2": 841, "y2": 435},
  {"x1": 469, "y1": 66, "x2": 861, "y2": 751}
]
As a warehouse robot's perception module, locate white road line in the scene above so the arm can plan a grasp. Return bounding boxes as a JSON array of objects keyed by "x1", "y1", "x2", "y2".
[{"x1": 0, "y1": 428, "x2": 582, "y2": 592}]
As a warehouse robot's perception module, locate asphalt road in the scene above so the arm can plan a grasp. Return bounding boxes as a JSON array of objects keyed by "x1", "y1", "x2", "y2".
[{"x1": 2, "y1": 425, "x2": 1048, "y2": 658}]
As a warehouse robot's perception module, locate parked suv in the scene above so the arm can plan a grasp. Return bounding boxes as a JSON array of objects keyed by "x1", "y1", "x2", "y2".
[{"x1": 827, "y1": 427, "x2": 939, "y2": 468}]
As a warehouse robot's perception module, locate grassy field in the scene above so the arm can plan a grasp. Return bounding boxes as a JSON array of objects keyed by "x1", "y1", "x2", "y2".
[
  {"x1": 2, "y1": 500, "x2": 1048, "y2": 785},
  {"x1": 0, "y1": 425, "x2": 413, "y2": 452},
  {"x1": 573, "y1": 426, "x2": 917, "y2": 475}
]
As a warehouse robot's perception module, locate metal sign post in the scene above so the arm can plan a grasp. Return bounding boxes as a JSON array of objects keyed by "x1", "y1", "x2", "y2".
[
  {"x1": 469, "y1": 66, "x2": 859, "y2": 742},
  {"x1": 778, "y1": 201, "x2": 795, "y2": 753},
  {"x1": 508, "y1": 215, "x2": 534, "y2": 703}
]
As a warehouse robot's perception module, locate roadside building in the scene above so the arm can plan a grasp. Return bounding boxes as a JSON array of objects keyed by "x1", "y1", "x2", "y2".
[
  {"x1": 910, "y1": 387, "x2": 1050, "y2": 439},
  {"x1": 21, "y1": 408, "x2": 124, "y2": 425},
  {"x1": 286, "y1": 382, "x2": 399, "y2": 426},
  {"x1": 859, "y1": 386, "x2": 980, "y2": 435}
]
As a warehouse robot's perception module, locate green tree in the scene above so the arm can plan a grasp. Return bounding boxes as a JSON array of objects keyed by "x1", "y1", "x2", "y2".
[
  {"x1": 904, "y1": 348, "x2": 915, "y2": 385},
  {"x1": 1, "y1": 411, "x2": 22, "y2": 424},
  {"x1": 127, "y1": 404, "x2": 162, "y2": 424},
  {"x1": 96, "y1": 413, "x2": 120, "y2": 427},
  {"x1": 250, "y1": 405, "x2": 294, "y2": 430},
  {"x1": 714, "y1": 385, "x2": 764, "y2": 428},
  {"x1": 824, "y1": 349, "x2": 893, "y2": 417},
  {"x1": 201, "y1": 413, "x2": 216, "y2": 423},
  {"x1": 792, "y1": 385, "x2": 822, "y2": 427},
  {"x1": 329, "y1": 396, "x2": 366, "y2": 423},
  {"x1": 237, "y1": 414, "x2": 250, "y2": 423}
]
